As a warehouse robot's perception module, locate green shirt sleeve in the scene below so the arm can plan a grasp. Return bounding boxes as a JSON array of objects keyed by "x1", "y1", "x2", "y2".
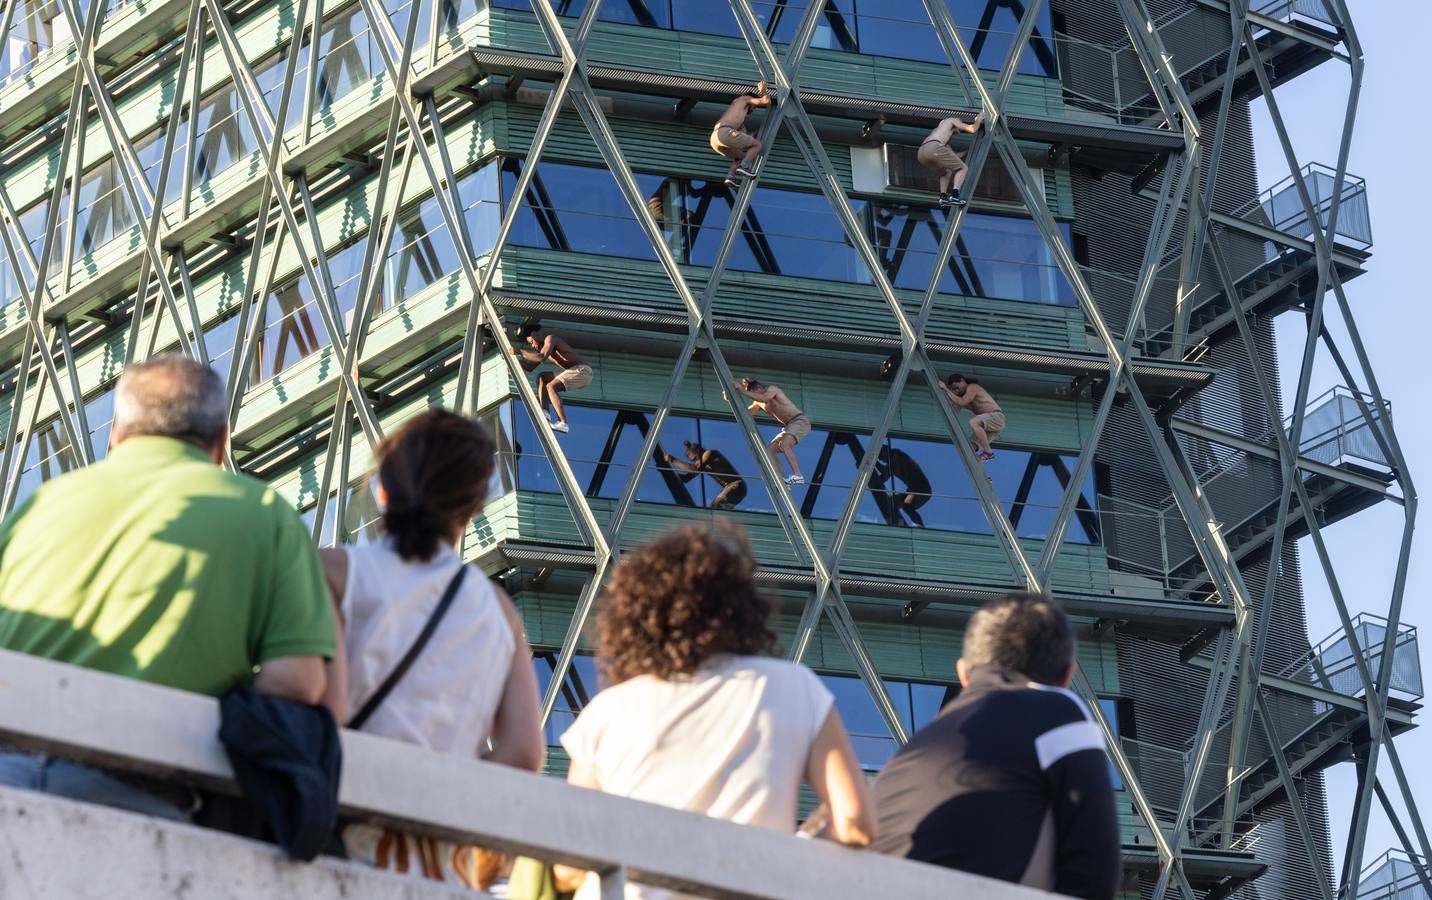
[{"x1": 255, "y1": 494, "x2": 337, "y2": 663}]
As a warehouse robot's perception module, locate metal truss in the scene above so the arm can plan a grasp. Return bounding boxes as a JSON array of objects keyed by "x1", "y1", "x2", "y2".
[{"x1": 0, "y1": 0, "x2": 1423, "y2": 896}]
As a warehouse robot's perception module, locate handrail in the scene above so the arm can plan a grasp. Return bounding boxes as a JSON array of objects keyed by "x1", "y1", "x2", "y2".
[
  {"x1": 1276, "y1": 612, "x2": 1424, "y2": 702},
  {"x1": 0, "y1": 649, "x2": 1064, "y2": 900}
]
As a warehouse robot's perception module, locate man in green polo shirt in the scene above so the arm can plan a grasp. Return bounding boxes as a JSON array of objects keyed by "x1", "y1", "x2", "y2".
[{"x1": 0, "y1": 354, "x2": 338, "y2": 819}]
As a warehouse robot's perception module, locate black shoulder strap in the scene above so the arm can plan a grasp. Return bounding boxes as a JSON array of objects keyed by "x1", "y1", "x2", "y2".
[{"x1": 348, "y1": 564, "x2": 468, "y2": 731}]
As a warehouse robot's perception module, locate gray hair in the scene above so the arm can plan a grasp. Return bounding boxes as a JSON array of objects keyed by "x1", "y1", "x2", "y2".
[
  {"x1": 963, "y1": 591, "x2": 1075, "y2": 686},
  {"x1": 112, "y1": 355, "x2": 227, "y2": 447}
]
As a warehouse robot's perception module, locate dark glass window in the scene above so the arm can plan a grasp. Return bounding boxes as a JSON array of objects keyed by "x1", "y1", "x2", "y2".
[
  {"x1": 822, "y1": 675, "x2": 956, "y2": 769},
  {"x1": 1000, "y1": 451, "x2": 1101, "y2": 544},
  {"x1": 493, "y1": 0, "x2": 670, "y2": 29},
  {"x1": 872, "y1": 204, "x2": 1076, "y2": 306},
  {"x1": 796, "y1": 429, "x2": 888, "y2": 525},
  {"x1": 684, "y1": 180, "x2": 867, "y2": 283},
  {"x1": 504, "y1": 399, "x2": 1099, "y2": 544},
  {"x1": 499, "y1": 0, "x2": 1055, "y2": 74},
  {"x1": 669, "y1": 0, "x2": 741, "y2": 37},
  {"x1": 1099, "y1": 698, "x2": 1122, "y2": 790},
  {"x1": 519, "y1": 162, "x2": 1071, "y2": 307},
  {"x1": 502, "y1": 159, "x2": 663, "y2": 261},
  {"x1": 533, "y1": 652, "x2": 603, "y2": 746}
]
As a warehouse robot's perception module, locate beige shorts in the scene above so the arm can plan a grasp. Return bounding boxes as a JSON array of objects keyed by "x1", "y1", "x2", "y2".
[
  {"x1": 971, "y1": 411, "x2": 1006, "y2": 440},
  {"x1": 711, "y1": 125, "x2": 757, "y2": 159},
  {"x1": 551, "y1": 364, "x2": 593, "y2": 391},
  {"x1": 776, "y1": 414, "x2": 812, "y2": 445},
  {"x1": 918, "y1": 140, "x2": 967, "y2": 175}
]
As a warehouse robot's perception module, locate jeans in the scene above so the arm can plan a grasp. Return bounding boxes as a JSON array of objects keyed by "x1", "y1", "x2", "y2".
[{"x1": 0, "y1": 751, "x2": 191, "y2": 822}]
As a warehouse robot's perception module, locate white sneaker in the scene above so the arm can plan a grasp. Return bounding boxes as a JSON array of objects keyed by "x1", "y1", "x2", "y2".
[
  {"x1": 785, "y1": 474, "x2": 804, "y2": 485},
  {"x1": 552, "y1": 421, "x2": 570, "y2": 433}
]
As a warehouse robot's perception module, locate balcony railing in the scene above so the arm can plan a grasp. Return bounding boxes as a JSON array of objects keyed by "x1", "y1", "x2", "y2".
[
  {"x1": 1359, "y1": 849, "x2": 1430, "y2": 899},
  {"x1": 1234, "y1": 162, "x2": 1373, "y2": 250},
  {"x1": 1278, "y1": 613, "x2": 1423, "y2": 703},
  {"x1": 1251, "y1": 0, "x2": 1340, "y2": 29},
  {"x1": 1288, "y1": 385, "x2": 1390, "y2": 470},
  {"x1": 1100, "y1": 386, "x2": 1392, "y2": 594},
  {"x1": 0, "y1": 648, "x2": 1065, "y2": 900}
]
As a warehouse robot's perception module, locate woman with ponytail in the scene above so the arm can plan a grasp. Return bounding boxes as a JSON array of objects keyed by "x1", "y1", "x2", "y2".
[{"x1": 320, "y1": 408, "x2": 543, "y2": 890}]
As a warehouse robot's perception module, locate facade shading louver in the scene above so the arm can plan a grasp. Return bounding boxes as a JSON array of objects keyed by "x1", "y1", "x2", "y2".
[{"x1": 0, "y1": 0, "x2": 1423, "y2": 896}]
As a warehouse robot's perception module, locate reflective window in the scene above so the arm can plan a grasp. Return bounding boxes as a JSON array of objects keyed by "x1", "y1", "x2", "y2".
[
  {"x1": 822, "y1": 674, "x2": 955, "y2": 769},
  {"x1": 683, "y1": 180, "x2": 869, "y2": 283},
  {"x1": 502, "y1": 159, "x2": 663, "y2": 261},
  {"x1": 497, "y1": 0, "x2": 1054, "y2": 75},
  {"x1": 494, "y1": 0, "x2": 671, "y2": 29},
  {"x1": 533, "y1": 652, "x2": 603, "y2": 746},
  {"x1": 74, "y1": 158, "x2": 136, "y2": 257},
  {"x1": 0, "y1": 0, "x2": 72, "y2": 84},
  {"x1": 1099, "y1": 698, "x2": 1122, "y2": 790},
  {"x1": 796, "y1": 429, "x2": 886, "y2": 524},
  {"x1": 11, "y1": 387, "x2": 116, "y2": 507},
  {"x1": 854, "y1": 0, "x2": 1056, "y2": 76},
  {"x1": 504, "y1": 399, "x2": 1100, "y2": 544},
  {"x1": 215, "y1": 164, "x2": 496, "y2": 385},
  {"x1": 519, "y1": 162, "x2": 1071, "y2": 307},
  {"x1": 316, "y1": 5, "x2": 380, "y2": 112},
  {"x1": 873, "y1": 203, "x2": 1076, "y2": 306}
]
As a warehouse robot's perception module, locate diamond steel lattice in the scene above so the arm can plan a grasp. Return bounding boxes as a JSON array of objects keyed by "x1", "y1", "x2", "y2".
[{"x1": 0, "y1": 0, "x2": 1424, "y2": 897}]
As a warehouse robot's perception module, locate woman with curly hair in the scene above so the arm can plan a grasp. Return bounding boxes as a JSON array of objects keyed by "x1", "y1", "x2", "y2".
[{"x1": 555, "y1": 525, "x2": 875, "y2": 898}]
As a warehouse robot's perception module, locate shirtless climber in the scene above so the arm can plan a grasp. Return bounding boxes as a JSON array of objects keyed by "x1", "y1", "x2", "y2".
[
  {"x1": 938, "y1": 373, "x2": 1005, "y2": 462},
  {"x1": 918, "y1": 111, "x2": 985, "y2": 208},
  {"x1": 735, "y1": 376, "x2": 809, "y2": 485},
  {"x1": 512, "y1": 322, "x2": 593, "y2": 434},
  {"x1": 711, "y1": 81, "x2": 774, "y2": 187}
]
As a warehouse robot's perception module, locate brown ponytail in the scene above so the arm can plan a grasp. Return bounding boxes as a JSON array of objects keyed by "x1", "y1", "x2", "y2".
[{"x1": 377, "y1": 408, "x2": 497, "y2": 561}]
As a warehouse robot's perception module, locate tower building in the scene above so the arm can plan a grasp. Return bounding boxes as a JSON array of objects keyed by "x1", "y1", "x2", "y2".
[{"x1": 0, "y1": 1, "x2": 1422, "y2": 897}]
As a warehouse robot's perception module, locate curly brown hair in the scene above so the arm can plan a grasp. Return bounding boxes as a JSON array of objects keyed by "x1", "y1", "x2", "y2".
[{"x1": 598, "y1": 525, "x2": 780, "y2": 684}]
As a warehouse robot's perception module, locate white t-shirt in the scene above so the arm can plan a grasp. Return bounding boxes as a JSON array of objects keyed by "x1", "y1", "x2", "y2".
[
  {"x1": 341, "y1": 537, "x2": 514, "y2": 756},
  {"x1": 560, "y1": 655, "x2": 834, "y2": 900}
]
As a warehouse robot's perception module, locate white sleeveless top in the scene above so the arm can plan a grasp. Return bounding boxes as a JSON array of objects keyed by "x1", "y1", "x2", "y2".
[{"x1": 341, "y1": 537, "x2": 515, "y2": 756}]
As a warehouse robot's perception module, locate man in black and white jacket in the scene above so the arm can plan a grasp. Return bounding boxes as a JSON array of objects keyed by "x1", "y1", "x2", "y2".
[{"x1": 872, "y1": 592, "x2": 1120, "y2": 899}]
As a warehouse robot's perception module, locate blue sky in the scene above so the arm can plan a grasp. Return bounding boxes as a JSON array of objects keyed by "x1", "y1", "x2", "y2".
[{"x1": 1246, "y1": 0, "x2": 1430, "y2": 879}]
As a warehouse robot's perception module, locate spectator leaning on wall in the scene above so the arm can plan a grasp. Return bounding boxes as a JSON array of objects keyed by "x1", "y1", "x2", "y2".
[{"x1": 0, "y1": 354, "x2": 339, "y2": 821}]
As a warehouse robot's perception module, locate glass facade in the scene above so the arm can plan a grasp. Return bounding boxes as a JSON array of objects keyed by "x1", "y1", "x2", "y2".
[
  {"x1": 507, "y1": 159, "x2": 1077, "y2": 306},
  {"x1": 498, "y1": 400, "x2": 1100, "y2": 543},
  {"x1": 494, "y1": 0, "x2": 1058, "y2": 75}
]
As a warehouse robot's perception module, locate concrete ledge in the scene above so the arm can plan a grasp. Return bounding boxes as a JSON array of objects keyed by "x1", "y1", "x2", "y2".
[
  {"x1": 0, "y1": 786, "x2": 482, "y2": 900},
  {"x1": 0, "y1": 649, "x2": 1063, "y2": 900}
]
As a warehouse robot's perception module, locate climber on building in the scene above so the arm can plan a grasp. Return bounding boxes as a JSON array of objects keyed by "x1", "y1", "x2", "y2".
[
  {"x1": 918, "y1": 111, "x2": 985, "y2": 208},
  {"x1": 938, "y1": 373, "x2": 1004, "y2": 462},
  {"x1": 711, "y1": 80, "x2": 773, "y2": 187},
  {"x1": 664, "y1": 440, "x2": 748, "y2": 511},
  {"x1": 511, "y1": 321, "x2": 592, "y2": 434},
  {"x1": 734, "y1": 376, "x2": 809, "y2": 485}
]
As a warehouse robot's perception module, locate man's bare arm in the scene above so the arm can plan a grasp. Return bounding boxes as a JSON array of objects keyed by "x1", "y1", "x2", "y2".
[{"x1": 254, "y1": 656, "x2": 327, "y2": 706}]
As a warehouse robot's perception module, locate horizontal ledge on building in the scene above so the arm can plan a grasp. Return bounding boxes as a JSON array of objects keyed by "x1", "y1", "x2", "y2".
[
  {"x1": 463, "y1": 46, "x2": 1186, "y2": 160},
  {"x1": 493, "y1": 290, "x2": 1216, "y2": 400},
  {"x1": 1120, "y1": 844, "x2": 1268, "y2": 885},
  {"x1": 483, "y1": 539, "x2": 1235, "y2": 632}
]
